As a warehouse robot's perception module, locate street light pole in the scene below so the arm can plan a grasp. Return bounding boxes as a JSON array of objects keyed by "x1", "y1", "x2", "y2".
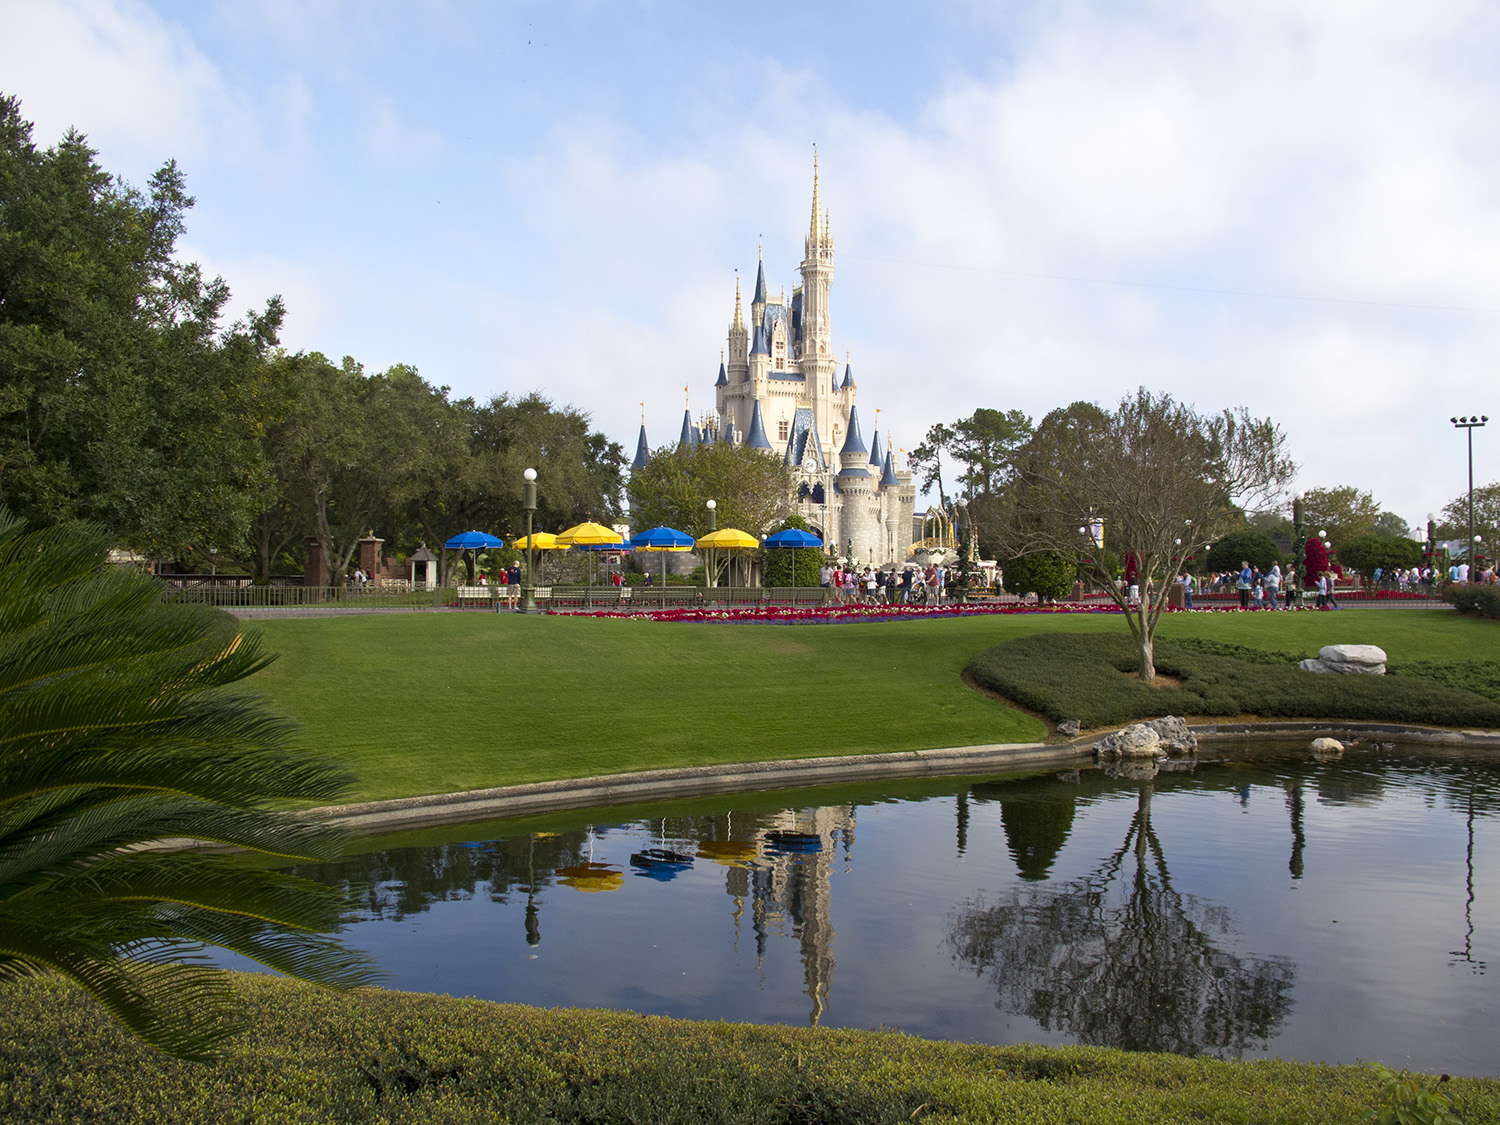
[
  {"x1": 705, "y1": 499, "x2": 717, "y2": 590},
  {"x1": 521, "y1": 468, "x2": 537, "y2": 613},
  {"x1": 1452, "y1": 415, "x2": 1488, "y2": 574}
]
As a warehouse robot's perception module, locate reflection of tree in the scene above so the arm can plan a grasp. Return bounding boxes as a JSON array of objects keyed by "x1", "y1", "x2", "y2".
[{"x1": 948, "y1": 781, "x2": 1295, "y2": 1057}]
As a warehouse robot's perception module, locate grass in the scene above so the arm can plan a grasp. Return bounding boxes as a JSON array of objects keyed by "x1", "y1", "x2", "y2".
[
  {"x1": 241, "y1": 608, "x2": 1500, "y2": 802},
  {"x1": 5, "y1": 974, "x2": 1498, "y2": 1123}
]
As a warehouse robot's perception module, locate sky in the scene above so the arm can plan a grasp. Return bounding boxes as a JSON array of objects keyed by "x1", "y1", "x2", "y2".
[{"x1": 2, "y1": 0, "x2": 1497, "y2": 534}]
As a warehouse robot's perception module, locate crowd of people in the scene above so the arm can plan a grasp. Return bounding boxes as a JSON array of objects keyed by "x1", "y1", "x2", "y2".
[{"x1": 818, "y1": 562, "x2": 948, "y2": 605}]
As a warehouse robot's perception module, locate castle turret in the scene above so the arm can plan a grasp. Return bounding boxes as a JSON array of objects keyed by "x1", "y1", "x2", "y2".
[
  {"x1": 632, "y1": 423, "x2": 651, "y2": 469},
  {"x1": 678, "y1": 409, "x2": 699, "y2": 451},
  {"x1": 745, "y1": 400, "x2": 773, "y2": 452},
  {"x1": 837, "y1": 406, "x2": 871, "y2": 478}
]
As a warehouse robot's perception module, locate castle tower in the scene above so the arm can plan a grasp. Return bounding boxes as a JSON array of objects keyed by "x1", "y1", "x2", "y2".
[{"x1": 799, "y1": 151, "x2": 836, "y2": 443}]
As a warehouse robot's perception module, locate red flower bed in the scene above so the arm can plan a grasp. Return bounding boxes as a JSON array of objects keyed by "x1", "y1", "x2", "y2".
[{"x1": 551, "y1": 601, "x2": 1310, "y2": 623}]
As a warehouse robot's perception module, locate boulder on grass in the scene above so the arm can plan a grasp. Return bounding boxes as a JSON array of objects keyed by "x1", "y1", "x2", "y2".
[
  {"x1": 1299, "y1": 644, "x2": 1387, "y2": 675},
  {"x1": 1056, "y1": 720, "x2": 1081, "y2": 738}
]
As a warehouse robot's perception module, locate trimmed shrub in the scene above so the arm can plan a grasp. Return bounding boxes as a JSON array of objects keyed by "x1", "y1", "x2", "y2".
[
  {"x1": 965, "y1": 633, "x2": 1500, "y2": 730},
  {"x1": 4, "y1": 974, "x2": 1498, "y2": 1124},
  {"x1": 1444, "y1": 583, "x2": 1500, "y2": 620}
]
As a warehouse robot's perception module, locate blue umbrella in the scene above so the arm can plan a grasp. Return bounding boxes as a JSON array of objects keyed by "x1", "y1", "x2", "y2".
[
  {"x1": 629, "y1": 526, "x2": 696, "y2": 550},
  {"x1": 763, "y1": 528, "x2": 822, "y2": 549},
  {"x1": 763, "y1": 528, "x2": 823, "y2": 597},
  {"x1": 444, "y1": 530, "x2": 505, "y2": 550}
]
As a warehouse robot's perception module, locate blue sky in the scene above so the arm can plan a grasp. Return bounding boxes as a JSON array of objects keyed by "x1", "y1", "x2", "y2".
[{"x1": 3, "y1": 0, "x2": 1497, "y2": 533}]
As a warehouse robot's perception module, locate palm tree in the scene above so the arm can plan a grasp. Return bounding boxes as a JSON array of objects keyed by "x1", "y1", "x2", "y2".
[{"x1": 0, "y1": 510, "x2": 374, "y2": 1059}]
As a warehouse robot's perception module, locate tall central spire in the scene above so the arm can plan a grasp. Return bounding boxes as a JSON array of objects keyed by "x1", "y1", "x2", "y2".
[
  {"x1": 733, "y1": 275, "x2": 743, "y2": 331},
  {"x1": 809, "y1": 146, "x2": 822, "y2": 243}
]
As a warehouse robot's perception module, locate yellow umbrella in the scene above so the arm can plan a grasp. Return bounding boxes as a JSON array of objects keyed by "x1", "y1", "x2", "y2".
[
  {"x1": 511, "y1": 532, "x2": 559, "y2": 550},
  {"x1": 555, "y1": 522, "x2": 623, "y2": 546},
  {"x1": 695, "y1": 528, "x2": 758, "y2": 550},
  {"x1": 556, "y1": 862, "x2": 623, "y2": 893},
  {"x1": 696, "y1": 527, "x2": 758, "y2": 591}
]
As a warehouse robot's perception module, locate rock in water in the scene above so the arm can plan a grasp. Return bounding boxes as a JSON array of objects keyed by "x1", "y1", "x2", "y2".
[
  {"x1": 1299, "y1": 644, "x2": 1388, "y2": 675},
  {"x1": 1309, "y1": 736, "x2": 1344, "y2": 755},
  {"x1": 1145, "y1": 715, "x2": 1197, "y2": 754},
  {"x1": 1093, "y1": 723, "x2": 1164, "y2": 759}
]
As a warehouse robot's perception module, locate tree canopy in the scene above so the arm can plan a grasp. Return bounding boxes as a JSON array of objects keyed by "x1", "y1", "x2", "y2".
[
  {"x1": 627, "y1": 442, "x2": 792, "y2": 541},
  {"x1": 989, "y1": 390, "x2": 1294, "y2": 679}
]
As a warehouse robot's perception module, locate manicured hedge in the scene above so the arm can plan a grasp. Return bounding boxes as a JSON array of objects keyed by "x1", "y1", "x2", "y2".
[
  {"x1": 3, "y1": 975, "x2": 1495, "y2": 1124},
  {"x1": 966, "y1": 633, "x2": 1500, "y2": 730},
  {"x1": 1444, "y1": 583, "x2": 1500, "y2": 620}
]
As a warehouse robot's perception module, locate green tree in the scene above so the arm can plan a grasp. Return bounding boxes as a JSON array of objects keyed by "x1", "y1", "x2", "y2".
[
  {"x1": 1439, "y1": 481, "x2": 1500, "y2": 562},
  {"x1": 950, "y1": 408, "x2": 1034, "y2": 499},
  {"x1": 1204, "y1": 530, "x2": 1282, "y2": 574},
  {"x1": 1336, "y1": 535, "x2": 1423, "y2": 585},
  {"x1": 1299, "y1": 486, "x2": 1383, "y2": 546},
  {"x1": 628, "y1": 442, "x2": 792, "y2": 541},
  {"x1": 909, "y1": 422, "x2": 955, "y2": 509},
  {"x1": 995, "y1": 390, "x2": 1293, "y2": 680},
  {"x1": 0, "y1": 95, "x2": 283, "y2": 560},
  {"x1": 1001, "y1": 552, "x2": 1075, "y2": 601},
  {"x1": 0, "y1": 510, "x2": 372, "y2": 1059},
  {"x1": 761, "y1": 514, "x2": 823, "y2": 587}
]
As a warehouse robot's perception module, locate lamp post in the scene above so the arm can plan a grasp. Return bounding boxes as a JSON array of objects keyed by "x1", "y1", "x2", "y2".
[
  {"x1": 1452, "y1": 415, "x2": 1488, "y2": 572},
  {"x1": 705, "y1": 499, "x2": 717, "y2": 590},
  {"x1": 520, "y1": 468, "x2": 537, "y2": 613},
  {"x1": 208, "y1": 546, "x2": 217, "y2": 579}
]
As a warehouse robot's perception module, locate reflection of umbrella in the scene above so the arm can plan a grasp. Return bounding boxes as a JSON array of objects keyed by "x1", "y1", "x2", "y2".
[
  {"x1": 444, "y1": 530, "x2": 506, "y2": 549},
  {"x1": 631, "y1": 526, "x2": 695, "y2": 597},
  {"x1": 763, "y1": 528, "x2": 823, "y2": 595},
  {"x1": 630, "y1": 847, "x2": 695, "y2": 882},
  {"x1": 696, "y1": 528, "x2": 759, "y2": 590},
  {"x1": 697, "y1": 840, "x2": 758, "y2": 866},
  {"x1": 556, "y1": 862, "x2": 623, "y2": 892}
]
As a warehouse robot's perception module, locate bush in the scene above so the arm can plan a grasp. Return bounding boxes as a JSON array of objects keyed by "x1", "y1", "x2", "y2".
[
  {"x1": 1444, "y1": 583, "x2": 1500, "y2": 620},
  {"x1": 5, "y1": 974, "x2": 1497, "y2": 1124},
  {"x1": 1002, "y1": 552, "x2": 1076, "y2": 600},
  {"x1": 1204, "y1": 530, "x2": 1282, "y2": 574},
  {"x1": 965, "y1": 633, "x2": 1500, "y2": 730}
]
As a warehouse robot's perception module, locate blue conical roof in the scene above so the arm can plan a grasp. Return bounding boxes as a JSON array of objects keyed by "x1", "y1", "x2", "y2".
[
  {"x1": 715, "y1": 361, "x2": 728, "y2": 387},
  {"x1": 633, "y1": 424, "x2": 650, "y2": 469},
  {"x1": 679, "y1": 409, "x2": 698, "y2": 450},
  {"x1": 842, "y1": 363, "x2": 854, "y2": 389},
  {"x1": 750, "y1": 324, "x2": 769, "y2": 356},
  {"x1": 840, "y1": 406, "x2": 868, "y2": 456},
  {"x1": 720, "y1": 417, "x2": 736, "y2": 444},
  {"x1": 752, "y1": 258, "x2": 767, "y2": 305},
  {"x1": 746, "y1": 400, "x2": 772, "y2": 450},
  {"x1": 869, "y1": 428, "x2": 884, "y2": 467},
  {"x1": 880, "y1": 450, "x2": 899, "y2": 487}
]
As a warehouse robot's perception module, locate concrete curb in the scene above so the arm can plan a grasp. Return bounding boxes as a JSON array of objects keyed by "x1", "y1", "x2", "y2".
[
  {"x1": 308, "y1": 719, "x2": 1499, "y2": 834},
  {"x1": 309, "y1": 741, "x2": 1091, "y2": 832}
]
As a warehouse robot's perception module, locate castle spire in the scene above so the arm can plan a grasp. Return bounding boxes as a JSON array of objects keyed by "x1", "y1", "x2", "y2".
[
  {"x1": 733, "y1": 274, "x2": 743, "y2": 331},
  {"x1": 809, "y1": 146, "x2": 822, "y2": 244},
  {"x1": 752, "y1": 246, "x2": 768, "y2": 307}
]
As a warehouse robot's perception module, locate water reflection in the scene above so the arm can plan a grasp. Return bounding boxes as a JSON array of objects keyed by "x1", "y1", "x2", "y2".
[
  {"x1": 281, "y1": 744, "x2": 1500, "y2": 1069},
  {"x1": 951, "y1": 761, "x2": 1295, "y2": 1056}
]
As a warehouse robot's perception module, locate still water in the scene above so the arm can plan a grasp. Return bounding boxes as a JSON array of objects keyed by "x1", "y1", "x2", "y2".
[{"x1": 280, "y1": 743, "x2": 1500, "y2": 1074}]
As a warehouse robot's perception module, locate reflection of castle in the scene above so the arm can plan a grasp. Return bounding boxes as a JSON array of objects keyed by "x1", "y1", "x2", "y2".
[{"x1": 709, "y1": 806, "x2": 855, "y2": 1025}]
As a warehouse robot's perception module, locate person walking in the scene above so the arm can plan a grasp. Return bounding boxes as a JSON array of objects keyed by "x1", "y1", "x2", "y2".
[{"x1": 1263, "y1": 563, "x2": 1281, "y2": 611}]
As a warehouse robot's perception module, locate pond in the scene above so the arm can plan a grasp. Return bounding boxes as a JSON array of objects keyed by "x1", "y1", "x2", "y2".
[{"x1": 257, "y1": 741, "x2": 1500, "y2": 1074}]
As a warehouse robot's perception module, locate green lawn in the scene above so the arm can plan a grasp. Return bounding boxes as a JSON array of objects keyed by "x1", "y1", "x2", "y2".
[{"x1": 244, "y1": 608, "x2": 1499, "y2": 802}]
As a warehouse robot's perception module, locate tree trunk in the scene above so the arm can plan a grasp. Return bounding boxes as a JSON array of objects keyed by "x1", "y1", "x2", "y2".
[{"x1": 1136, "y1": 608, "x2": 1156, "y2": 681}]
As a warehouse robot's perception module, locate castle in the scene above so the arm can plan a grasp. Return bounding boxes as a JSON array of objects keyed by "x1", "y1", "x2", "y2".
[{"x1": 633, "y1": 155, "x2": 917, "y2": 567}]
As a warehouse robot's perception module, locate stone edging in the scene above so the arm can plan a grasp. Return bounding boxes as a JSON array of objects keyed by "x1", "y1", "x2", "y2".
[
  {"x1": 309, "y1": 741, "x2": 1089, "y2": 832},
  {"x1": 309, "y1": 720, "x2": 1500, "y2": 834}
]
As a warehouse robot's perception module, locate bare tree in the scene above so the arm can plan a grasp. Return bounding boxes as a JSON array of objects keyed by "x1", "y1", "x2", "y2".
[{"x1": 997, "y1": 389, "x2": 1294, "y2": 680}]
